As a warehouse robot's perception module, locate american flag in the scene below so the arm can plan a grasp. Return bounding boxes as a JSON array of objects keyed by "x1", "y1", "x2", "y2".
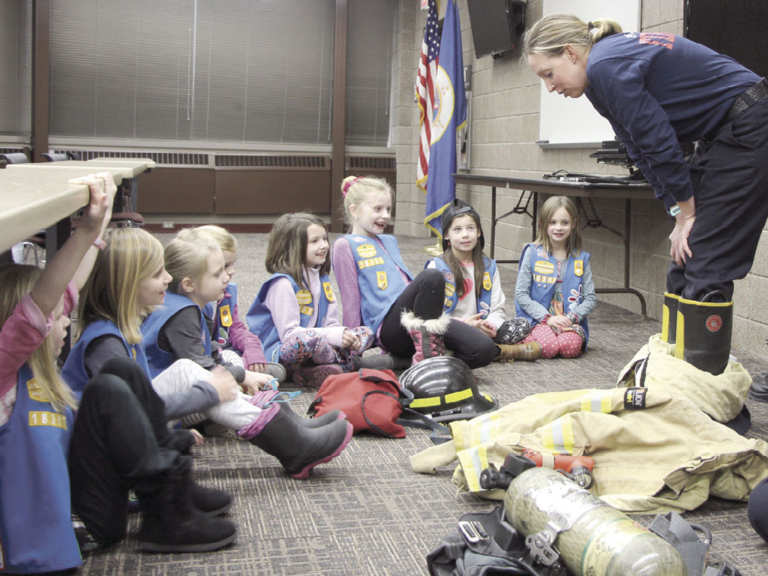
[{"x1": 416, "y1": 0, "x2": 440, "y2": 192}]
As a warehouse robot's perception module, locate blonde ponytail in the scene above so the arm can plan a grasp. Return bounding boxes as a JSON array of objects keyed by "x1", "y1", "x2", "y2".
[{"x1": 522, "y1": 14, "x2": 622, "y2": 58}]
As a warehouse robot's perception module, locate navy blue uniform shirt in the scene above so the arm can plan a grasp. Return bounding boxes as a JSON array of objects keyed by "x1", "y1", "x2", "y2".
[{"x1": 585, "y1": 32, "x2": 759, "y2": 209}]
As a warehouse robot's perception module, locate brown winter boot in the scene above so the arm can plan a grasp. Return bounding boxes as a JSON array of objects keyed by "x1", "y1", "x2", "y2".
[{"x1": 495, "y1": 342, "x2": 542, "y2": 363}]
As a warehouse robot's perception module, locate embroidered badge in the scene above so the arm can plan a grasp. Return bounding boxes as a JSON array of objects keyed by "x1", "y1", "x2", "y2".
[
  {"x1": 323, "y1": 281, "x2": 335, "y2": 302},
  {"x1": 445, "y1": 283, "x2": 455, "y2": 297},
  {"x1": 534, "y1": 260, "x2": 555, "y2": 275},
  {"x1": 296, "y1": 289, "x2": 312, "y2": 306},
  {"x1": 29, "y1": 411, "x2": 68, "y2": 429},
  {"x1": 219, "y1": 304, "x2": 233, "y2": 327},
  {"x1": 357, "y1": 244, "x2": 378, "y2": 259},
  {"x1": 358, "y1": 257, "x2": 385, "y2": 270},
  {"x1": 574, "y1": 260, "x2": 584, "y2": 277},
  {"x1": 483, "y1": 271, "x2": 492, "y2": 291},
  {"x1": 377, "y1": 271, "x2": 388, "y2": 290},
  {"x1": 624, "y1": 387, "x2": 647, "y2": 410},
  {"x1": 27, "y1": 378, "x2": 51, "y2": 403}
]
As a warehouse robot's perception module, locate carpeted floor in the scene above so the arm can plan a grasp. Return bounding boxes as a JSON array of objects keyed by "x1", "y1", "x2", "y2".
[{"x1": 76, "y1": 233, "x2": 768, "y2": 576}]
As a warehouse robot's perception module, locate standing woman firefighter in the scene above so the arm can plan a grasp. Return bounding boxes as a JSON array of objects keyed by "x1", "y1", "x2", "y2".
[{"x1": 522, "y1": 15, "x2": 768, "y2": 384}]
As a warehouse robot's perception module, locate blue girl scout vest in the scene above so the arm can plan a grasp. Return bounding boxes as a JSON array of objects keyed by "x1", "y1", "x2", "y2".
[
  {"x1": 340, "y1": 234, "x2": 414, "y2": 334},
  {"x1": 0, "y1": 365, "x2": 81, "y2": 573},
  {"x1": 246, "y1": 273, "x2": 332, "y2": 362},
  {"x1": 515, "y1": 243, "x2": 591, "y2": 344},
  {"x1": 62, "y1": 319, "x2": 151, "y2": 399},
  {"x1": 428, "y1": 256, "x2": 497, "y2": 316},
  {"x1": 204, "y1": 282, "x2": 238, "y2": 347},
  {"x1": 142, "y1": 292, "x2": 212, "y2": 379}
]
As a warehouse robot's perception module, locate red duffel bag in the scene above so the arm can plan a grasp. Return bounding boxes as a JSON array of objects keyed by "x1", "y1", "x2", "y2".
[{"x1": 307, "y1": 369, "x2": 409, "y2": 438}]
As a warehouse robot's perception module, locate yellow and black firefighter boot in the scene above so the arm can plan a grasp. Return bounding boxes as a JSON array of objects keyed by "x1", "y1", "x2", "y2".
[
  {"x1": 495, "y1": 342, "x2": 542, "y2": 363},
  {"x1": 674, "y1": 292, "x2": 732, "y2": 376},
  {"x1": 661, "y1": 292, "x2": 680, "y2": 345}
]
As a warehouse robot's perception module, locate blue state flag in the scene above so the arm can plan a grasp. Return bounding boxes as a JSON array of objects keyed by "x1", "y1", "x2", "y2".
[{"x1": 423, "y1": 0, "x2": 467, "y2": 239}]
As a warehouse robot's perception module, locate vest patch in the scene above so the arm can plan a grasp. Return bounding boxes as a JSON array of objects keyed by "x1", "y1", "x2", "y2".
[
  {"x1": 26, "y1": 379, "x2": 50, "y2": 403},
  {"x1": 445, "y1": 283, "x2": 455, "y2": 297},
  {"x1": 483, "y1": 271, "x2": 492, "y2": 291},
  {"x1": 533, "y1": 274, "x2": 557, "y2": 285},
  {"x1": 219, "y1": 304, "x2": 233, "y2": 327},
  {"x1": 29, "y1": 411, "x2": 68, "y2": 430},
  {"x1": 356, "y1": 244, "x2": 378, "y2": 259},
  {"x1": 624, "y1": 387, "x2": 647, "y2": 410},
  {"x1": 322, "y1": 281, "x2": 335, "y2": 302},
  {"x1": 358, "y1": 257, "x2": 385, "y2": 270},
  {"x1": 574, "y1": 260, "x2": 584, "y2": 277},
  {"x1": 300, "y1": 305, "x2": 314, "y2": 316},
  {"x1": 296, "y1": 289, "x2": 312, "y2": 306},
  {"x1": 534, "y1": 260, "x2": 555, "y2": 275},
  {"x1": 377, "y1": 271, "x2": 388, "y2": 290}
]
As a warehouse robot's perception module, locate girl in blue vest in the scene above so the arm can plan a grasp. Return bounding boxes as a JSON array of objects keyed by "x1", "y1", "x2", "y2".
[
  {"x1": 247, "y1": 213, "x2": 375, "y2": 388},
  {"x1": 68, "y1": 228, "x2": 351, "y2": 478},
  {"x1": 333, "y1": 176, "x2": 453, "y2": 367},
  {"x1": 515, "y1": 196, "x2": 597, "y2": 358},
  {"x1": 0, "y1": 177, "x2": 235, "y2": 570},
  {"x1": 426, "y1": 199, "x2": 541, "y2": 367},
  {"x1": 194, "y1": 225, "x2": 286, "y2": 383}
]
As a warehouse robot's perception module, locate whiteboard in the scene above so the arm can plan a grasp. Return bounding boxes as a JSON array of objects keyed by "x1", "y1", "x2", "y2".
[{"x1": 538, "y1": 0, "x2": 641, "y2": 147}]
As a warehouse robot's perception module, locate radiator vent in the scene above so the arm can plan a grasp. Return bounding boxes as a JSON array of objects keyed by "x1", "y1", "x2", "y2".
[
  {"x1": 347, "y1": 156, "x2": 396, "y2": 170},
  {"x1": 56, "y1": 150, "x2": 210, "y2": 166},
  {"x1": 215, "y1": 155, "x2": 329, "y2": 169}
]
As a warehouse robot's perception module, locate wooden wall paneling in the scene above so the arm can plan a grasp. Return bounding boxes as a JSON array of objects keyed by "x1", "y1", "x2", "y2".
[{"x1": 136, "y1": 168, "x2": 215, "y2": 214}]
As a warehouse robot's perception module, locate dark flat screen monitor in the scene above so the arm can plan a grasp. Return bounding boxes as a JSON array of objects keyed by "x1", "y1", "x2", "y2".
[
  {"x1": 685, "y1": 0, "x2": 768, "y2": 78},
  {"x1": 466, "y1": 0, "x2": 525, "y2": 59}
]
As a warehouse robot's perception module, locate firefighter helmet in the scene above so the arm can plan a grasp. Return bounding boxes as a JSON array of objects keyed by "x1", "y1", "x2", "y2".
[{"x1": 400, "y1": 356, "x2": 498, "y2": 423}]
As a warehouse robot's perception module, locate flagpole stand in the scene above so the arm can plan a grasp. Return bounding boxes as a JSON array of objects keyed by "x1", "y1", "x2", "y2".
[{"x1": 425, "y1": 236, "x2": 443, "y2": 256}]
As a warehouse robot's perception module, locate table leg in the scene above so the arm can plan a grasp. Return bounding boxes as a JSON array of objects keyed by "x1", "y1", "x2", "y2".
[{"x1": 593, "y1": 199, "x2": 647, "y2": 320}]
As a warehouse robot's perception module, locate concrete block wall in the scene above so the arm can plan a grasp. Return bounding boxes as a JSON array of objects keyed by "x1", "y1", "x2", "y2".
[{"x1": 391, "y1": 0, "x2": 768, "y2": 359}]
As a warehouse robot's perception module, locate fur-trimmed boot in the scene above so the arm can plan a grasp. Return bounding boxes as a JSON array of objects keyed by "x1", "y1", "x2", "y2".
[
  {"x1": 495, "y1": 342, "x2": 542, "y2": 363},
  {"x1": 137, "y1": 456, "x2": 237, "y2": 553},
  {"x1": 238, "y1": 403, "x2": 353, "y2": 479},
  {"x1": 401, "y1": 311, "x2": 451, "y2": 365}
]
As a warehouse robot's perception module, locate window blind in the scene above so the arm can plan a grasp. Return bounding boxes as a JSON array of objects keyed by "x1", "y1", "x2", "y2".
[
  {"x1": 49, "y1": 0, "x2": 335, "y2": 146},
  {"x1": 345, "y1": 0, "x2": 397, "y2": 147},
  {"x1": 0, "y1": 0, "x2": 32, "y2": 139}
]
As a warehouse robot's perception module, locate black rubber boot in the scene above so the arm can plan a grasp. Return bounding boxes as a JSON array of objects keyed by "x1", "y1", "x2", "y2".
[
  {"x1": 662, "y1": 292, "x2": 680, "y2": 344},
  {"x1": 674, "y1": 292, "x2": 733, "y2": 375},
  {"x1": 277, "y1": 400, "x2": 345, "y2": 428},
  {"x1": 353, "y1": 353, "x2": 412, "y2": 371},
  {"x1": 242, "y1": 404, "x2": 353, "y2": 479},
  {"x1": 137, "y1": 456, "x2": 237, "y2": 552}
]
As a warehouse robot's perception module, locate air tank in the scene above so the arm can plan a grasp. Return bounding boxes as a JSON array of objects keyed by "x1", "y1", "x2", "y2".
[{"x1": 504, "y1": 468, "x2": 687, "y2": 576}]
